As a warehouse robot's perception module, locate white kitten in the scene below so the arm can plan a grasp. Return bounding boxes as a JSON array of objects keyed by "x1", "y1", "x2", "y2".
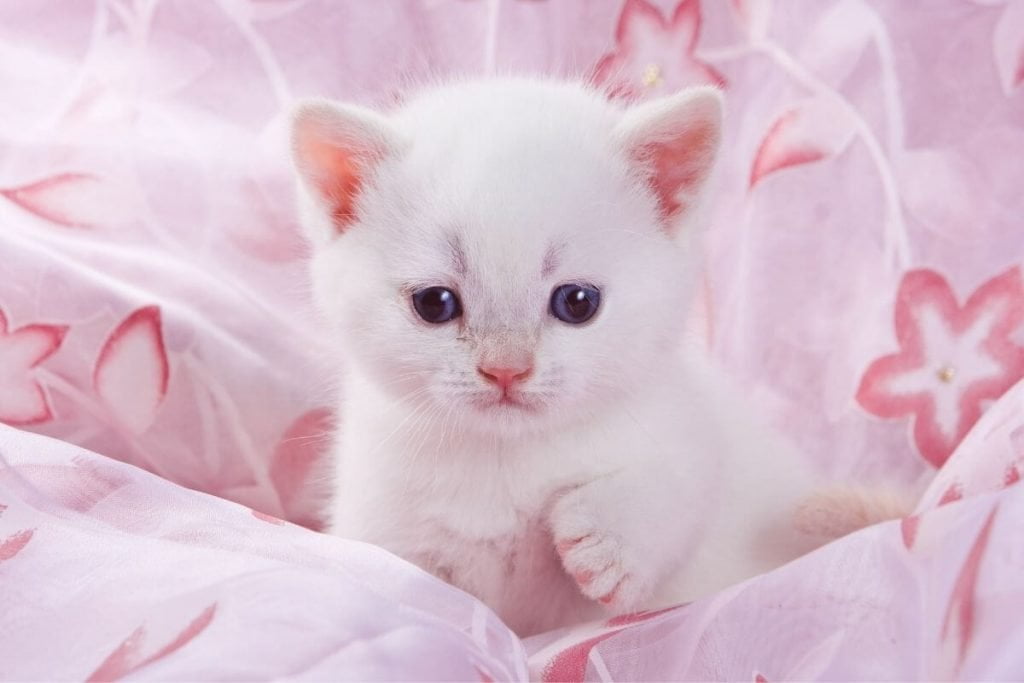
[{"x1": 289, "y1": 78, "x2": 892, "y2": 636}]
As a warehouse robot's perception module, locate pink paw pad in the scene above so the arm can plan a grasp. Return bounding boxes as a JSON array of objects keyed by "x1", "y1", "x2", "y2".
[
  {"x1": 573, "y1": 569, "x2": 595, "y2": 585},
  {"x1": 598, "y1": 576, "x2": 627, "y2": 605},
  {"x1": 556, "y1": 534, "x2": 593, "y2": 555}
]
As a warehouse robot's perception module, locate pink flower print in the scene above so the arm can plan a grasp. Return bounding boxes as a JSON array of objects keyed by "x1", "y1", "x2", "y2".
[
  {"x1": 0, "y1": 308, "x2": 67, "y2": 425},
  {"x1": 901, "y1": 515, "x2": 920, "y2": 549},
  {"x1": 87, "y1": 603, "x2": 217, "y2": 682},
  {"x1": 0, "y1": 458, "x2": 126, "y2": 513},
  {"x1": 0, "y1": 504, "x2": 35, "y2": 562},
  {"x1": 593, "y1": 0, "x2": 725, "y2": 101},
  {"x1": 994, "y1": 1, "x2": 1024, "y2": 95},
  {"x1": 729, "y1": 0, "x2": 770, "y2": 40},
  {"x1": 541, "y1": 630, "x2": 624, "y2": 683},
  {"x1": 0, "y1": 173, "x2": 133, "y2": 230},
  {"x1": 94, "y1": 306, "x2": 170, "y2": 434},
  {"x1": 857, "y1": 268, "x2": 1024, "y2": 468},
  {"x1": 939, "y1": 506, "x2": 998, "y2": 675},
  {"x1": 250, "y1": 509, "x2": 286, "y2": 525},
  {"x1": 270, "y1": 407, "x2": 334, "y2": 529},
  {"x1": 1006, "y1": 463, "x2": 1020, "y2": 487},
  {"x1": 604, "y1": 605, "x2": 681, "y2": 628},
  {"x1": 0, "y1": 529, "x2": 34, "y2": 561},
  {"x1": 748, "y1": 97, "x2": 856, "y2": 188}
]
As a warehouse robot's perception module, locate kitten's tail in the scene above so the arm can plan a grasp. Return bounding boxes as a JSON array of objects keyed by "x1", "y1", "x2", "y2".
[{"x1": 792, "y1": 484, "x2": 923, "y2": 542}]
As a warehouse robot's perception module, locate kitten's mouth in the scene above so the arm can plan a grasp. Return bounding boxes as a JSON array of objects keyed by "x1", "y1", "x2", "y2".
[{"x1": 473, "y1": 392, "x2": 538, "y2": 413}]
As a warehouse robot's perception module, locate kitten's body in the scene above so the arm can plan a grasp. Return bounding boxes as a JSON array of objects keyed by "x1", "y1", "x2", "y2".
[
  {"x1": 290, "y1": 79, "x2": 888, "y2": 636},
  {"x1": 332, "y1": 358, "x2": 813, "y2": 635}
]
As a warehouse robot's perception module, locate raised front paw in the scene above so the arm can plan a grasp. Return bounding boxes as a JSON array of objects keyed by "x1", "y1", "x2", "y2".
[
  {"x1": 556, "y1": 532, "x2": 647, "y2": 608},
  {"x1": 550, "y1": 493, "x2": 653, "y2": 611}
]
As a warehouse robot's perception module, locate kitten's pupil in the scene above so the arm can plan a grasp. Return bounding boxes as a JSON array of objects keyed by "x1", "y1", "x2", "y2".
[
  {"x1": 550, "y1": 284, "x2": 600, "y2": 324},
  {"x1": 413, "y1": 287, "x2": 462, "y2": 323},
  {"x1": 564, "y1": 289, "x2": 591, "y2": 319}
]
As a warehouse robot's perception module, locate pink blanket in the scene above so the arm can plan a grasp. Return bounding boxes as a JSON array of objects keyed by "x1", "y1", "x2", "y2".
[{"x1": 2, "y1": 0, "x2": 1023, "y2": 679}]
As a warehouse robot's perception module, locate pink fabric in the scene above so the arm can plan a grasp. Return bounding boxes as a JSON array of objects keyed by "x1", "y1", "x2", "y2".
[{"x1": 1, "y1": 0, "x2": 1023, "y2": 679}]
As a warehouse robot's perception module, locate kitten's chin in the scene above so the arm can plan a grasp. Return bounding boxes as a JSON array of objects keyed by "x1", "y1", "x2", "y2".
[{"x1": 454, "y1": 392, "x2": 556, "y2": 438}]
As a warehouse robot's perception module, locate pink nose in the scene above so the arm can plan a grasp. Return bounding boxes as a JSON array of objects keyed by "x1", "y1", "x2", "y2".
[{"x1": 477, "y1": 365, "x2": 533, "y2": 391}]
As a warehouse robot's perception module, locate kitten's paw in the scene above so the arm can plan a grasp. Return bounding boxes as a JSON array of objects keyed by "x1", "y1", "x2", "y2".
[
  {"x1": 555, "y1": 532, "x2": 648, "y2": 609},
  {"x1": 550, "y1": 490, "x2": 654, "y2": 610}
]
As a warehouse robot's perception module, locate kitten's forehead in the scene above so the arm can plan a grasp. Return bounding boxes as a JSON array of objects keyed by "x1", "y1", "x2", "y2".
[
  {"x1": 391, "y1": 222, "x2": 552, "y2": 295},
  {"x1": 394, "y1": 79, "x2": 620, "y2": 149},
  {"x1": 398, "y1": 143, "x2": 628, "y2": 282},
  {"x1": 378, "y1": 80, "x2": 653, "y2": 300},
  {"x1": 454, "y1": 226, "x2": 554, "y2": 285},
  {"x1": 446, "y1": 233, "x2": 468, "y2": 277},
  {"x1": 444, "y1": 232, "x2": 559, "y2": 279},
  {"x1": 541, "y1": 244, "x2": 562, "y2": 277},
  {"x1": 392, "y1": 82, "x2": 631, "y2": 234}
]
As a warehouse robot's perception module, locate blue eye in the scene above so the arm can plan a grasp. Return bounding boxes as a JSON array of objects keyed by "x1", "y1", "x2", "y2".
[
  {"x1": 412, "y1": 287, "x2": 462, "y2": 323},
  {"x1": 550, "y1": 284, "x2": 600, "y2": 324}
]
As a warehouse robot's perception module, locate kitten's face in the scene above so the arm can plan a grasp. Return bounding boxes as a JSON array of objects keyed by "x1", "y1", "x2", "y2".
[{"x1": 293, "y1": 80, "x2": 721, "y2": 438}]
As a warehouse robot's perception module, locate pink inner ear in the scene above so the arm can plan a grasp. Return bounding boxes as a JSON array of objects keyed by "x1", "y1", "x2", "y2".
[
  {"x1": 636, "y1": 120, "x2": 716, "y2": 221},
  {"x1": 297, "y1": 132, "x2": 375, "y2": 233}
]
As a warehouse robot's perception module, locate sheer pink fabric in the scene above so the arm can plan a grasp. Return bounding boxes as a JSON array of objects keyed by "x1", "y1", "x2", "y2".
[{"x1": 1, "y1": 1, "x2": 1022, "y2": 679}]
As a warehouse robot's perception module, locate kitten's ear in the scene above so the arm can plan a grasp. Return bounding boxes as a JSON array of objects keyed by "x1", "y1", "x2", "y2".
[
  {"x1": 290, "y1": 99, "x2": 400, "y2": 241},
  {"x1": 615, "y1": 87, "x2": 723, "y2": 233}
]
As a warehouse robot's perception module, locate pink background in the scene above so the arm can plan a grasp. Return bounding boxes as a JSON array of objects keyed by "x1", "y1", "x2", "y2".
[{"x1": 1, "y1": 1, "x2": 1023, "y2": 679}]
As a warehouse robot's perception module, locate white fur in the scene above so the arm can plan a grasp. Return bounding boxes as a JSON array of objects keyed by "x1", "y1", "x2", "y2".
[{"x1": 291, "y1": 78, "x2": 830, "y2": 636}]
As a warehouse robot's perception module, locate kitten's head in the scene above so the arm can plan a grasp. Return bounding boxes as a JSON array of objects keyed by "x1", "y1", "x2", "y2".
[{"x1": 291, "y1": 79, "x2": 721, "y2": 438}]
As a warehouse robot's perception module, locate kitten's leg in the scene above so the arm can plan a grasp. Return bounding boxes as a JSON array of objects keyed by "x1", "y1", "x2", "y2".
[{"x1": 548, "y1": 471, "x2": 700, "y2": 612}]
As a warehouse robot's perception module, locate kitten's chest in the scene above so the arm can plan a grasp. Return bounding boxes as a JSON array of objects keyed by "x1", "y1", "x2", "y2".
[
  {"x1": 412, "y1": 507, "x2": 590, "y2": 635},
  {"x1": 413, "y1": 452, "x2": 552, "y2": 539},
  {"x1": 380, "y1": 449, "x2": 594, "y2": 633}
]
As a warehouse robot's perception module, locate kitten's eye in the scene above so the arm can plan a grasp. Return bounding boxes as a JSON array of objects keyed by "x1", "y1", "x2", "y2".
[
  {"x1": 412, "y1": 287, "x2": 462, "y2": 323},
  {"x1": 550, "y1": 284, "x2": 600, "y2": 325}
]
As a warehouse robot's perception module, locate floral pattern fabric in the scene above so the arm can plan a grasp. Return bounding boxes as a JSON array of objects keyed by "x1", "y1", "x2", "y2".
[{"x1": 1, "y1": 0, "x2": 1023, "y2": 680}]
